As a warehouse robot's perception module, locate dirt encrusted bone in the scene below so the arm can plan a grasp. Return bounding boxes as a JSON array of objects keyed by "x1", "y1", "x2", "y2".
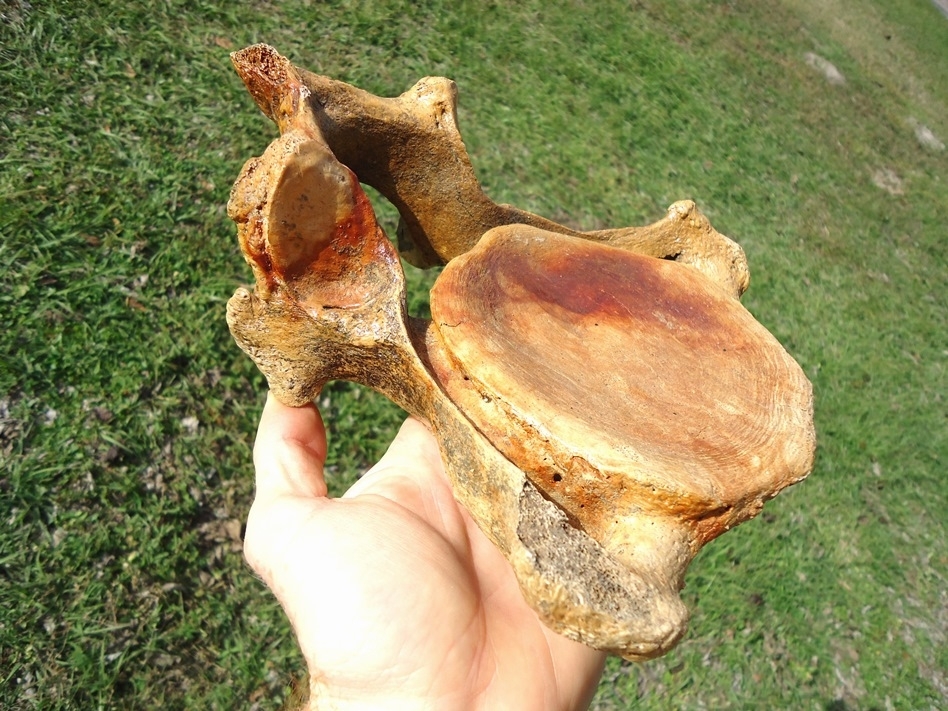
[
  {"x1": 225, "y1": 44, "x2": 815, "y2": 661},
  {"x1": 517, "y1": 483, "x2": 687, "y2": 658}
]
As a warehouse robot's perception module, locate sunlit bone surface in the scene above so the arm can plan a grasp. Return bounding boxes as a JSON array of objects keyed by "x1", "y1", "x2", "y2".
[{"x1": 225, "y1": 44, "x2": 815, "y2": 661}]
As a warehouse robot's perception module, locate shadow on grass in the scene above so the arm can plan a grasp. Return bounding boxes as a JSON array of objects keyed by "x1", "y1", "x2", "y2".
[{"x1": 825, "y1": 700, "x2": 882, "y2": 711}]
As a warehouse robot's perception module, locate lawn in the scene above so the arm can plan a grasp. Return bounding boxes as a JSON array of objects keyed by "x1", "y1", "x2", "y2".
[{"x1": 1, "y1": 0, "x2": 945, "y2": 708}]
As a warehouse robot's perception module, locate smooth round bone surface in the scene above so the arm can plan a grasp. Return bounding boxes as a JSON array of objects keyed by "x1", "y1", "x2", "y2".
[
  {"x1": 430, "y1": 226, "x2": 814, "y2": 548},
  {"x1": 225, "y1": 44, "x2": 816, "y2": 661}
]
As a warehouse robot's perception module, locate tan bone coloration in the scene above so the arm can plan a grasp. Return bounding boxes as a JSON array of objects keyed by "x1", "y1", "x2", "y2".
[
  {"x1": 230, "y1": 43, "x2": 750, "y2": 298},
  {"x1": 225, "y1": 44, "x2": 815, "y2": 661}
]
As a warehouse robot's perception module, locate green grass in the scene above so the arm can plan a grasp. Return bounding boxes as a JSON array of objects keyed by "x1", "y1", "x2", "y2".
[{"x1": 1, "y1": 0, "x2": 945, "y2": 708}]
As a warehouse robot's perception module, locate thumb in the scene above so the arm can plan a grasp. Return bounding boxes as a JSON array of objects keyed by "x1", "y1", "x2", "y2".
[{"x1": 343, "y1": 417, "x2": 446, "y2": 498}]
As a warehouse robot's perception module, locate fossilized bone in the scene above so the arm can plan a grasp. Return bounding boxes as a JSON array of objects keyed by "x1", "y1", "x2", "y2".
[
  {"x1": 230, "y1": 44, "x2": 750, "y2": 298},
  {"x1": 226, "y1": 44, "x2": 815, "y2": 661}
]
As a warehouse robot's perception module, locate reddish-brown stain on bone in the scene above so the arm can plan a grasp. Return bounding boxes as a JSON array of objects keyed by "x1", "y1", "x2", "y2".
[
  {"x1": 431, "y1": 225, "x2": 813, "y2": 541},
  {"x1": 506, "y1": 234, "x2": 727, "y2": 341},
  {"x1": 262, "y1": 137, "x2": 399, "y2": 310}
]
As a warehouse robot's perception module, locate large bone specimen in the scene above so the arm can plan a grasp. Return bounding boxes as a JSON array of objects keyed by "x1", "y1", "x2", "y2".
[
  {"x1": 231, "y1": 44, "x2": 750, "y2": 298},
  {"x1": 226, "y1": 44, "x2": 815, "y2": 661}
]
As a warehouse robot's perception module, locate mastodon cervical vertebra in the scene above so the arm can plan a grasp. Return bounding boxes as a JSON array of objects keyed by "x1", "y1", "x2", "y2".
[{"x1": 226, "y1": 44, "x2": 814, "y2": 660}]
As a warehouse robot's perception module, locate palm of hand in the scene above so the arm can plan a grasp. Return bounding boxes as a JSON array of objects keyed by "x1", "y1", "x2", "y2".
[{"x1": 245, "y1": 396, "x2": 605, "y2": 710}]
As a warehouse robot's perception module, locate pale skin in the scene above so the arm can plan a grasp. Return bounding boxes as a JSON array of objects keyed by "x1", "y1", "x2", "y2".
[{"x1": 244, "y1": 393, "x2": 607, "y2": 710}]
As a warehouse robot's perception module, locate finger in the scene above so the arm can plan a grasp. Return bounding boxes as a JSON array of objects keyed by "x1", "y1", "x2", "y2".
[{"x1": 252, "y1": 392, "x2": 328, "y2": 501}]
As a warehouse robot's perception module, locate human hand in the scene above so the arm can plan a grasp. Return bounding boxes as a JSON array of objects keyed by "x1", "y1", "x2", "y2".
[{"x1": 244, "y1": 393, "x2": 606, "y2": 710}]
